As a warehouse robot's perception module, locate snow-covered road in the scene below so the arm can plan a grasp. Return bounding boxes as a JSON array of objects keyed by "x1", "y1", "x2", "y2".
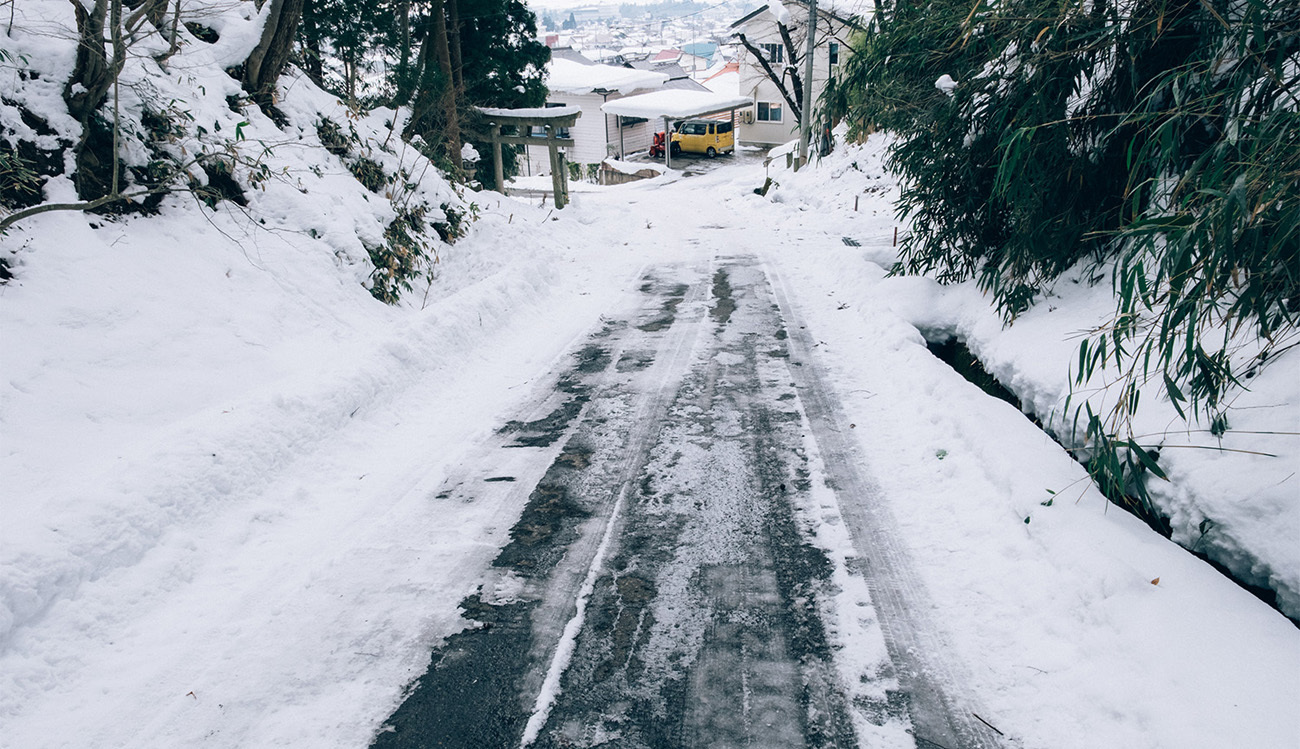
[
  {"x1": 3, "y1": 142, "x2": 1297, "y2": 749},
  {"x1": 370, "y1": 255, "x2": 998, "y2": 748}
]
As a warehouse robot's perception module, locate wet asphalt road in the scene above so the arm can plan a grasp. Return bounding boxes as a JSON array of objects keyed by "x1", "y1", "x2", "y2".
[{"x1": 370, "y1": 257, "x2": 1001, "y2": 749}]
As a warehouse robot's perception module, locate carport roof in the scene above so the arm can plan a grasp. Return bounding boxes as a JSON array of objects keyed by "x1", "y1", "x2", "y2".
[{"x1": 600, "y1": 90, "x2": 752, "y2": 121}]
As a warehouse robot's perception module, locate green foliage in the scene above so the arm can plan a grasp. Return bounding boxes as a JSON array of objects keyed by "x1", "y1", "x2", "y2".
[
  {"x1": 299, "y1": 0, "x2": 395, "y2": 105},
  {"x1": 316, "y1": 116, "x2": 354, "y2": 156},
  {"x1": 458, "y1": 1, "x2": 550, "y2": 110},
  {"x1": 348, "y1": 156, "x2": 389, "y2": 193},
  {"x1": 1073, "y1": 405, "x2": 1173, "y2": 535},
  {"x1": 0, "y1": 148, "x2": 44, "y2": 210},
  {"x1": 141, "y1": 104, "x2": 192, "y2": 143},
  {"x1": 433, "y1": 200, "x2": 476, "y2": 242},
  {"x1": 367, "y1": 199, "x2": 477, "y2": 304},
  {"x1": 840, "y1": 0, "x2": 1299, "y2": 503},
  {"x1": 368, "y1": 202, "x2": 433, "y2": 304}
]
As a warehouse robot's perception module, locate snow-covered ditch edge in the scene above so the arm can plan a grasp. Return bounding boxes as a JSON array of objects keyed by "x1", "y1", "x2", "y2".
[{"x1": 763, "y1": 132, "x2": 1300, "y2": 622}]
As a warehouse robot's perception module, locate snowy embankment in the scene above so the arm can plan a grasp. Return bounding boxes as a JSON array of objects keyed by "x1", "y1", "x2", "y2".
[
  {"x1": 738, "y1": 140, "x2": 1299, "y2": 747},
  {"x1": 762, "y1": 135, "x2": 1300, "y2": 623}
]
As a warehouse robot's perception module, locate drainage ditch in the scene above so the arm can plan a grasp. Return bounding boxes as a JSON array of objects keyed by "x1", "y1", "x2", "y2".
[{"x1": 923, "y1": 334, "x2": 1293, "y2": 625}]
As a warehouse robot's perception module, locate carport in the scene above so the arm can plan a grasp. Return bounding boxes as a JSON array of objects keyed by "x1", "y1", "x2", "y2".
[{"x1": 601, "y1": 90, "x2": 751, "y2": 170}]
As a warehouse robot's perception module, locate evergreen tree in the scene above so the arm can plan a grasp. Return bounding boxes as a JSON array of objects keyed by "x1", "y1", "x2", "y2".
[
  {"x1": 456, "y1": 0, "x2": 549, "y2": 186},
  {"x1": 299, "y1": 0, "x2": 394, "y2": 107},
  {"x1": 457, "y1": 0, "x2": 549, "y2": 110}
]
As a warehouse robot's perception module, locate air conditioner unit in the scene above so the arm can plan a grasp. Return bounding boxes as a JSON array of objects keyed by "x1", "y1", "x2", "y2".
[{"x1": 740, "y1": 110, "x2": 755, "y2": 125}]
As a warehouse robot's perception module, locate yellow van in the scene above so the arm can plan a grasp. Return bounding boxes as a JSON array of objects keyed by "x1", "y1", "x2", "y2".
[{"x1": 670, "y1": 119, "x2": 735, "y2": 158}]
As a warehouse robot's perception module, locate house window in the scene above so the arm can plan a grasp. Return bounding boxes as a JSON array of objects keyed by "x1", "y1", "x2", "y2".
[
  {"x1": 532, "y1": 103, "x2": 570, "y2": 138},
  {"x1": 760, "y1": 43, "x2": 784, "y2": 65},
  {"x1": 546, "y1": 102, "x2": 570, "y2": 139},
  {"x1": 757, "y1": 101, "x2": 783, "y2": 123},
  {"x1": 829, "y1": 43, "x2": 840, "y2": 66}
]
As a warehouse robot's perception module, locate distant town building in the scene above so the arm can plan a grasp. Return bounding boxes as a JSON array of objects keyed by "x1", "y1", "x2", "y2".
[
  {"x1": 730, "y1": 1, "x2": 862, "y2": 147},
  {"x1": 525, "y1": 56, "x2": 669, "y2": 175}
]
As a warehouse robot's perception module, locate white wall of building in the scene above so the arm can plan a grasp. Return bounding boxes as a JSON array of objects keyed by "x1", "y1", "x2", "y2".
[
  {"x1": 734, "y1": 2, "x2": 859, "y2": 147},
  {"x1": 523, "y1": 90, "x2": 659, "y2": 176}
]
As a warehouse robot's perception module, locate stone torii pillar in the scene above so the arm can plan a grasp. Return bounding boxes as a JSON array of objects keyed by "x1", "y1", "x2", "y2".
[{"x1": 476, "y1": 106, "x2": 581, "y2": 209}]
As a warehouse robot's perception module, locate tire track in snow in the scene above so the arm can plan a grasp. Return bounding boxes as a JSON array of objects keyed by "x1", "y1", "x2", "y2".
[
  {"x1": 372, "y1": 264, "x2": 713, "y2": 748},
  {"x1": 765, "y1": 262, "x2": 1005, "y2": 749}
]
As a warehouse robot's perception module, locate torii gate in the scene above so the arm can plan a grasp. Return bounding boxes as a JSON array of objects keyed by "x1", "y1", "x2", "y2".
[{"x1": 476, "y1": 106, "x2": 582, "y2": 209}]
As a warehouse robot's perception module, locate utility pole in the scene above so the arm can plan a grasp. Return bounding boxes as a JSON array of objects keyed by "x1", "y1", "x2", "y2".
[{"x1": 795, "y1": 0, "x2": 816, "y2": 170}]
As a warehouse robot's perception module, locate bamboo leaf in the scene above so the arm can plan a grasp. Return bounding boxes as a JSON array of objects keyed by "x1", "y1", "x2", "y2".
[{"x1": 1127, "y1": 440, "x2": 1169, "y2": 481}]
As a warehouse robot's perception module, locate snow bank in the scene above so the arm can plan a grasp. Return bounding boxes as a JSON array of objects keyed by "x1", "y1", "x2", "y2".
[
  {"x1": 761, "y1": 131, "x2": 1300, "y2": 622},
  {"x1": 602, "y1": 158, "x2": 666, "y2": 175},
  {"x1": 721, "y1": 133, "x2": 1299, "y2": 747}
]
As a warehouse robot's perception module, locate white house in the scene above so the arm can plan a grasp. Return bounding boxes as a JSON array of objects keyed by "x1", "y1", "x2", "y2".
[
  {"x1": 730, "y1": 1, "x2": 862, "y2": 147},
  {"x1": 523, "y1": 57, "x2": 668, "y2": 176}
]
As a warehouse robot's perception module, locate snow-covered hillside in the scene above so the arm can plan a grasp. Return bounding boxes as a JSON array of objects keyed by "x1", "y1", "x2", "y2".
[{"x1": 1, "y1": 2, "x2": 643, "y2": 744}]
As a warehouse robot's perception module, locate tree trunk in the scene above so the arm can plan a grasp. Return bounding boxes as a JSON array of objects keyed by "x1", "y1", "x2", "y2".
[
  {"x1": 64, "y1": 0, "x2": 116, "y2": 125},
  {"x1": 299, "y1": 0, "x2": 324, "y2": 85},
  {"x1": 145, "y1": 0, "x2": 167, "y2": 27},
  {"x1": 737, "y1": 32, "x2": 802, "y2": 122},
  {"x1": 778, "y1": 22, "x2": 805, "y2": 118},
  {"x1": 243, "y1": 0, "x2": 305, "y2": 113},
  {"x1": 404, "y1": 8, "x2": 436, "y2": 136},
  {"x1": 63, "y1": 0, "x2": 127, "y2": 200},
  {"x1": 447, "y1": 0, "x2": 462, "y2": 92},
  {"x1": 431, "y1": 0, "x2": 459, "y2": 162},
  {"x1": 392, "y1": 0, "x2": 414, "y2": 106}
]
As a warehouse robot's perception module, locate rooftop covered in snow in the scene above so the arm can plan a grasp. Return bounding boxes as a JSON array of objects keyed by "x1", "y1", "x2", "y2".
[
  {"x1": 600, "y1": 90, "x2": 752, "y2": 121},
  {"x1": 547, "y1": 58, "x2": 668, "y2": 95}
]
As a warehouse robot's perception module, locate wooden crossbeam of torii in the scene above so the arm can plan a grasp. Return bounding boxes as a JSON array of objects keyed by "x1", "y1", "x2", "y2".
[{"x1": 476, "y1": 106, "x2": 581, "y2": 209}]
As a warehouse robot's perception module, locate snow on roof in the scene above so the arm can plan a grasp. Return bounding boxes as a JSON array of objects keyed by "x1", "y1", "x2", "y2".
[
  {"x1": 601, "y1": 90, "x2": 752, "y2": 121},
  {"x1": 547, "y1": 58, "x2": 668, "y2": 95},
  {"x1": 703, "y1": 71, "x2": 740, "y2": 96},
  {"x1": 478, "y1": 105, "x2": 582, "y2": 120},
  {"x1": 732, "y1": 0, "x2": 868, "y2": 29},
  {"x1": 766, "y1": 0, "x2": 792, "y2": 25},
  {"x1": 666, "y1": 77, "x2": 711, "y2": 92},
  {"x1": 550, "y1": 47, "x2": 595, "y2": 65}
]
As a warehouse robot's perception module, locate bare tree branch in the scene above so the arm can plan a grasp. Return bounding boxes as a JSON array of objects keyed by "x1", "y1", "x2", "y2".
[
  {"x1": 0, "y1": 187, "x2": 163, "y2": 233},
  {"x1": 777, "y1": 22, "x2": 805, "y2": 117},
  {"x1": 737, "y1": 32, "x2": 802, "y2": 122}
]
